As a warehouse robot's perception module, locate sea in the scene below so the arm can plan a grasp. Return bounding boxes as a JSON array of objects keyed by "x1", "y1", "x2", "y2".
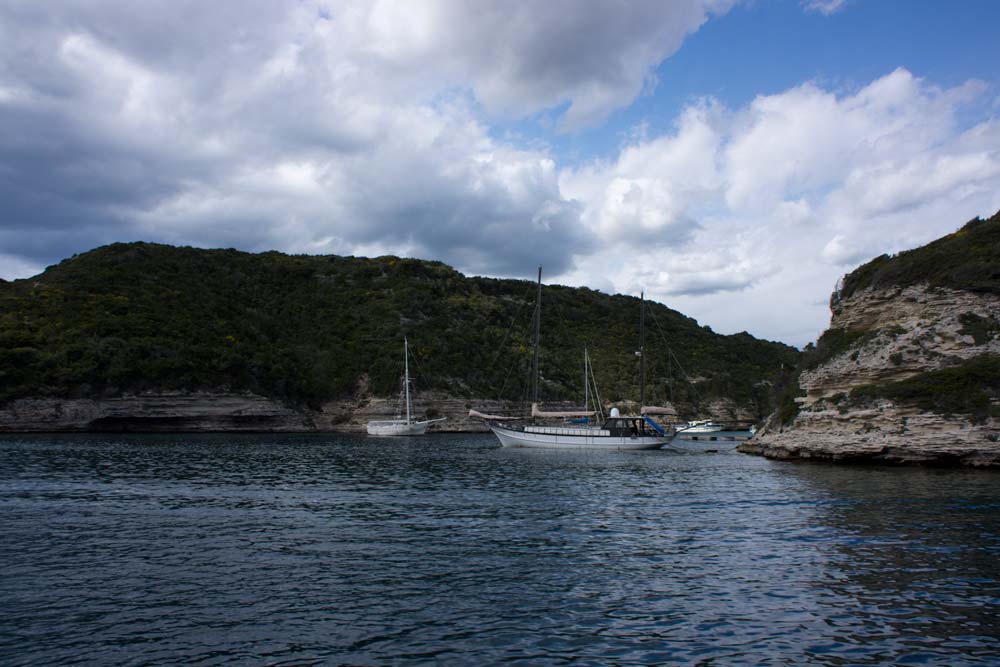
[{"x1": 1, "y1": 433, "x2": 998, "y2": 666}]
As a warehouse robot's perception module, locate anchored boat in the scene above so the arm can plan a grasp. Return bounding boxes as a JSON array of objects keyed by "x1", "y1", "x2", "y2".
[
  {"x1": 668, "y1": 419, "x2": 756, "y2": 451},
  {"x1": 487, "y1": 407, "x2": 670, "y2": 450},
  {"x1": 367, "y1": 338, "x2": 447, "y2": 436},
  {"x1": 473, "y1": 267, "x2": 671, "y2": 450}
]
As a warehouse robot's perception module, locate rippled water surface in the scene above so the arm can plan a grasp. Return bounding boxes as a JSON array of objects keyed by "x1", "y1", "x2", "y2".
[{"x1": 2, "y1": 433, "x2": 999, "y2": 666}]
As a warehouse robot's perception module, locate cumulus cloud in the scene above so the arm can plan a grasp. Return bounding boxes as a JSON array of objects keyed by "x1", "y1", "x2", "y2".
[
  {"x1": 561, "y1": 102, "x2": 724, "y2": 247},
  {"x1": 360, "y1": 0, "x2": 732, "y2": 130},
  {"x1": 559, "y1": 68, "x2": 1000, "y2": 343}
]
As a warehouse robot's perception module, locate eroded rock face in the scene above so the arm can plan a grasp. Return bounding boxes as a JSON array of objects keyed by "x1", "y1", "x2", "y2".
[
  {"x1": 700, "y1": 398, "x2": 757, "y2": 423},
  {"x1": 0, "y1": 391, "x2": 508, "y2": 433},
  {"x1": 801, "y1": 286, "x2": 1000, "y2": 403},
  {"x1": 747, "y1": 285, "x2": 1000, "y2": 467},
  {"x1": 0, "y1": 393, "x2": 314, "y2": 432},
  {"x1": 0, "y1": 387, "x2": 712, "y2": 435}
]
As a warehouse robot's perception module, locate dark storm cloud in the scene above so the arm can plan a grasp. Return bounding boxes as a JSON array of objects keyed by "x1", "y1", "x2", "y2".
[{"x1": 0, "y1": 1, "x2": 724, "y2": 278}]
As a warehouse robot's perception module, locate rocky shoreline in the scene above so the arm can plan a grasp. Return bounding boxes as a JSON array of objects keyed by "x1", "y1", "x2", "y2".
[
  {"x1": 5, "y1": 390, "x2": 999, "y2": 468},
  {"x1": 0, "y1": 391, "x2": 502, "y2": 434},
  {"x1": 738, "y1": 420, "x2": 1000, "y2": 468},
  {"x1": 0, "y1": 391, "x2": 759, "y2": 436}
]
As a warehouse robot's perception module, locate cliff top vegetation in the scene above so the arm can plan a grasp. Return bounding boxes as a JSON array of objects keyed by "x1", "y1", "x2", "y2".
[{"x1": 839, "y1": 210, "x2": 1000, "y2": 301}]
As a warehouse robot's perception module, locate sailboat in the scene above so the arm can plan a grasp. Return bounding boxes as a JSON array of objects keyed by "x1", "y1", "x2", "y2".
[
  {"x1": 366, "y1": 338, "x2": 447, "y2": 436},
  {"x1": 474, "y1": 268, "x2": 671, "y2": 450}
]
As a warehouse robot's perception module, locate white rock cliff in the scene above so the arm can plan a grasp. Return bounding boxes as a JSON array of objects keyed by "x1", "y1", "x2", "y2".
[{"x1": 742, "y1": 285, "x2": 1000, "y2": 466}]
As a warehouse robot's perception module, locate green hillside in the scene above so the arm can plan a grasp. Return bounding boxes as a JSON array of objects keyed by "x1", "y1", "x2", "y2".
[{"x1": 0, "y1": 243, "x2": 798, "y2": 417}]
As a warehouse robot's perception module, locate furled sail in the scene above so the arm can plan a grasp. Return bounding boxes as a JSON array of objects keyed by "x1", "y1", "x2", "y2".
[
  {"x1": 468, "y1": 409, "x2": 510, "y2": 420},
  {"x1": 531, "y1": 403, "x2": 596, "y2": 418}
]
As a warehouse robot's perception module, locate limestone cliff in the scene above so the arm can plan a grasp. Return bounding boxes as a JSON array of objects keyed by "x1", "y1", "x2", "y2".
[
  {"x1": 0, "y1": 392, "x2": 315, "y2": 432},
  {"x1": 743, "y1": 215, "x2": 1000, "y2": 467}
]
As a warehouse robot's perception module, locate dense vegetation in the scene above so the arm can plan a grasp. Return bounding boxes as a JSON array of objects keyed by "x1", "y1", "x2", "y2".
[
  {"x1": 0, "y1": 243, "x2": 798, "y2": 417},
  {"x1": 848, "y1": 355, "x2": 1000, "y2": 422},
  {"x1": 839, "y1": 210, "x2": 1000, "y2": 301},
  {"x1": 799, "y1": 327, "x2": 879, "y2": 372}
]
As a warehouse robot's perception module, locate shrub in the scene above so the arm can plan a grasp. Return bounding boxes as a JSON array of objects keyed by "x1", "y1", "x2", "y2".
[
  {"x1": 776, "y1": 382, "x2": 805, "y2": 425},
  {"x1": 848, "y1": 355, "x2": 1000, "y2": 422},
  {"x1": 840, "y1": 212, "x2": 1000, "y2": 299},
  {"x1": 958, "y1": 312, "x2": 999, "y2": 345},
  {"x1": 801, "y1": 328, "x2": 875, "y2": 371}
]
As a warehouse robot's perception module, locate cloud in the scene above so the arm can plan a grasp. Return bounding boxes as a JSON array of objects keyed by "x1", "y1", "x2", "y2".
[
  {"x1": 557, "y1": 68, "x2": 1000, "y2": 344},
  {"x1": 801, "y1": 0, "x2": 849, "y2": 16},
  {"x1": 821, "y1": 235, "x2": 870, "y2": 266},
  {"x1": 560, "y1": 102, "x2": 724, "y2": 247},
  {"x1": 0, "y1": 0, "x2": 728, "y2": 278},
  {"x1": 360, "y1": 0, "x2": 732, "y2": 131},
  {"x1": 0, "y1": 253, "x2": 43, "y2": 281}
]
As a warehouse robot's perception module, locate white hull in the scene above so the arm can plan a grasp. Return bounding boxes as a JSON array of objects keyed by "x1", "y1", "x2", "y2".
[
  {"x1": 678, "y1": 426, "x2": 723, "y2": 435},
  {"x1": 666, "y1": 429, "x2": 755, "y2": 452},
  {"x1": 489, "y1": 423, "x2": 667, "y2": 450},
  {"x1": 366, "y1": 418, "x2": 443, "y2": 436},
  {"x1": 368, "y1": 338, "x2": 448, "y2": 437}
]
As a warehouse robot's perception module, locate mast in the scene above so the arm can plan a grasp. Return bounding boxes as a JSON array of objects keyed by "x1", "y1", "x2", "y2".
[
  {"x1": 668, "y1": 352, "x2": 674, "y2": 404},
  {"x1": 404, "y1": 337, "x2": 411, "y2": 424},
  {"x1": 639, "y1": 292, "x2": 646, "y2": 408},
  {"x1": 532, "y1": 266, "x2": 542, "y2": 406},
  {"x1": 583, "y1": 347, "x2": 589, "y2": 411}
]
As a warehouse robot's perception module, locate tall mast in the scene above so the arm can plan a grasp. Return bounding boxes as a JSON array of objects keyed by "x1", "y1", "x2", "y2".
[
  {"x1": 532, "y1": 266, "x2": 542, "y2": 406},
  {"x1": 404, "y1": 337, "x2": 411, "y2": 424},
  {"x1": 639, "y1": 292, "x2": 646, "y2": 408},
  {"x1": 583, "y1": 347, "x2": 589, "y2": 411},
  {"x1": 668, "y1": 351, "x2": 673, "y2": 404}
]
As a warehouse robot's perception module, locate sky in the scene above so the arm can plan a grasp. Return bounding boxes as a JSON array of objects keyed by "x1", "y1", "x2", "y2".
[{"x1": 1, "y1": 0, "x2": 999, "y2": 347}]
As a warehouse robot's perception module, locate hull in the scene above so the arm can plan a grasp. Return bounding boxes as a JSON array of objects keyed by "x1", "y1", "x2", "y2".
[
  {"x1": 489, "y1": 423, "x2": 667, "y2": 450},
  {"x1": 667, "y1": 429, "x2": 755, "y2": 452},
  {"x1": 679, "y1": 426, "x2": 723, "y2": 435},
  {"x1": 366, "y1": 420, "x2": 431, "y2": 436}
]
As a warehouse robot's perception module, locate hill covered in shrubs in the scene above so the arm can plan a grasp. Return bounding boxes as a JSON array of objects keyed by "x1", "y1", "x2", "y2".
[{"x1": 0, "y1": 243, "x2": 798, "y2": 417}]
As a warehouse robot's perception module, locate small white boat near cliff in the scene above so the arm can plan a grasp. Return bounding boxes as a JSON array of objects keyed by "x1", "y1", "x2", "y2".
[
  {"x1": 667, "y1": 420, "x2": 756, "y2": 452},
  {"x1": 367, "y1": 338, "x2": 446, "y2": 436},
  {"x1": 678, "y1": 419, "x2": 725, "y2": 435}
]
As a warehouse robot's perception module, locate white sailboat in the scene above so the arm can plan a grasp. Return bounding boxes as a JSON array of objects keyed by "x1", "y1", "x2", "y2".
[
  {"x1": 367, "y1": 338, "x2": 447, "y2": 436},
  {"x1": 476, "y1": 268, "x2": 671, "y2": 450}
]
